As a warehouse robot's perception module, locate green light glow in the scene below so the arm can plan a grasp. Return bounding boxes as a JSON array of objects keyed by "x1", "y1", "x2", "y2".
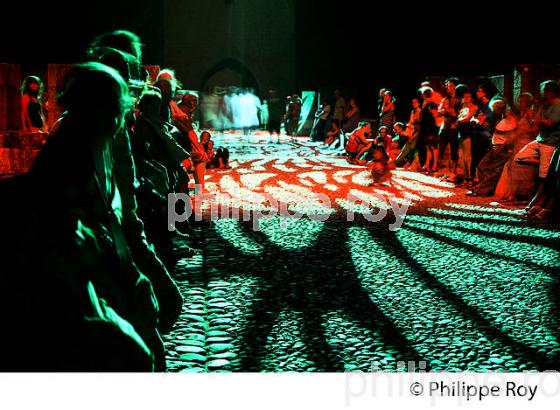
[
  {"x1": 427, "y1": 208, "x2": 523, "y2": 222},
  {"x1": 444, "y1": 203, "x2": 527, "y2": 216},
  {"x1": 347, "y1": 226, "x2": 541, "y2": 370},
  {"x1": 394, "y1": 226, "x2": 557, "y2": 352},
  {"x1": 406, "y1": 215, "x2": 560, "y2": 239},
  {"x1": 213, "y1": 219, "x2": 264, "y2": 255},
  {"x1": 404, "y1": 220, "x2": 560, "y2": 268},
  {"x1": 258, "y1": 217, "x2": 326, "y2": 250}
]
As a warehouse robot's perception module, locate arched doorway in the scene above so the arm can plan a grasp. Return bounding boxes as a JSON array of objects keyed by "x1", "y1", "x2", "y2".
[{"x1": 200, "y1": 58, "x2": 259, "y2": 95}]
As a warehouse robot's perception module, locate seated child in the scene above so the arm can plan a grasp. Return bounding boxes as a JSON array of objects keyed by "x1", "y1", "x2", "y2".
[
  {"x1": 325, "y1": 121, "x2": 341, "y2": 147},
  {"x1": 388, "y1": 139, "x2": 402, "y2": 162},
  {"x1": 368, "y1": 144, "x2": 393, "y2": 186},
  {"x1": 201, "y1": 131, "x2": 231, "y2": 169},
  {"x1": 374, "y1": 126, "x2": 393, "y2": 151}
]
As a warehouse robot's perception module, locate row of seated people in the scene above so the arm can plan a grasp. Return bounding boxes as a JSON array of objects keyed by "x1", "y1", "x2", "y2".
[{"x1": 0, "y1": 30, "x2": 225, "y2": 371}]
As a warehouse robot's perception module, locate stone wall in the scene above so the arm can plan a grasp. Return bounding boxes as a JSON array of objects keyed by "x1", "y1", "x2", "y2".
[
  {"x1": 163, "y1": 0, "x2": 296, "y2": 97},
  {"x1": 0, "y1": 132, "x2": 46, "y2": 178},
  {"x1": 0, "y1": 64, "x2": 21, "y2": 131}
]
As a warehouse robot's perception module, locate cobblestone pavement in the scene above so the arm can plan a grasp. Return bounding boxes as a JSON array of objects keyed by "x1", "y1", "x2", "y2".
[{"x1": 163, "y1": 132, "x2": 560, "y2": 372}]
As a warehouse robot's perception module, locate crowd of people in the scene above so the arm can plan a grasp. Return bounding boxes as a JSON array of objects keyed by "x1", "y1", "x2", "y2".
[
  {"x1": 310, "y1": 78, "x2": 559, "y2": 220},
  {"x1": 2, "y1": 30, "x2": 559, "y2": 371},
  {"x1": 0, "y1": 30, "x2": 234, "y2": 371}
]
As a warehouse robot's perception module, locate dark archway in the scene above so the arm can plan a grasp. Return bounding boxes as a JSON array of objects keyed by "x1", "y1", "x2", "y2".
[{"x1": 200, "y1": 58, "x2": 260, "y2": 96}]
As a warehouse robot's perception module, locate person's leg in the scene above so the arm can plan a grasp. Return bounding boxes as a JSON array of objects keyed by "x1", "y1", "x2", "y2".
[
  {"x1": 394, "y1": 142, "x2": 411, "y2": 167},
  {"x1": 356, "y1": 142, "x2": 372, "y2": 160},
  {"x1": 437, "y1": 128, "x2": 449, "y2": 171},
  {"x1": 460, "y1": 137, "x2": 472, "y2": 181},
  {"x1": 527, "y1": 143, "x2": 556, "y2": 212},
  {"x1": 449, "y1": 129, "x2": 459, "y2": 176},
  {"x1": 193, "y1": 161, "x2": 206, "y2": 195},
  {"x1": 472, "y1": 134, "x2": 490, "y2": 181},
  {"x1": 432, "y1": 145, "x2": 439, "y2": 171},
  {"x1": 476, "y1": 147, "x2": 510, "y2": 196},
  {"x1": 423, "y1": 146, "x2": 433, "y2": 171}
]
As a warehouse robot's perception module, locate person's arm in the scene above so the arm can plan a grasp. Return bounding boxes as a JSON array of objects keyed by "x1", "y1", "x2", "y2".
[
  {"x1": 358, "y1": 130, "x2": 370, "y2": 144},
  {"x1": 430, "y1": 107, "x2": 439, "y2": 121},
  {"x1": 382, "y1": 101, "x2": 394, "y2": 113}
]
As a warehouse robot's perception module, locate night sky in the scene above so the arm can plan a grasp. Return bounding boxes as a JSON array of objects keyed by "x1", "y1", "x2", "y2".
[{"x1": 2, "y1": 1, "x2": 558, "y2": 118}]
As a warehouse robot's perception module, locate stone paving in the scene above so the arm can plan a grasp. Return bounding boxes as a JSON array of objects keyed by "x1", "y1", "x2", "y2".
[{"x1": 163, "y1": 132, "x2": 560, "y2": 372}]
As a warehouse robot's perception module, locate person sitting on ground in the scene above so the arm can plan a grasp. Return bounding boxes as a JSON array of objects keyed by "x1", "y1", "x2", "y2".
[
  {"x1": 200, "y1": 131, "x2": 231, "y2": 169},
  {"x1": 325, "y1": 121, "x2": 341, "y2": 147},
  {"x1": 392, "y1": 122, "x2": 408, "y2": 149},
  {"x1": 368, "y1": 144, "x2": 393, "y2": 186},
  {"x1": 388, "y1": 138, "x2": 402, "y2": 162},
  {"x1": 345, "y1": 121, "x2": 372, "y2": 164},
  {"x1": 375, "y1": 125, "x2": 393, "y2": 151}
]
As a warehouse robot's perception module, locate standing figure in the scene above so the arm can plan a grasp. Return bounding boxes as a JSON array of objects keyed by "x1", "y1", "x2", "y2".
[{"x1": 21, "y1": 76, "x2": 46, "y2": 132}]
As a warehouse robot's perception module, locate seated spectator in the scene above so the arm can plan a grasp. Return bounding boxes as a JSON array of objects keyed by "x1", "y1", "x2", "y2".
[
  {"x1": 467, "y1": 96, "x2": 517, "y2": 197},
  {"x1": 88, "y1": 30, "x2": 183, "y2": 344},
  {"x1": 368, "y1": 144, "x2": 393, "y2": 186},
  {"x1": 132, "y1": 88, "x2": 194, "y2": 267},
  {"x1": 345, "y1": 121, "x2": 372, "y2": 164},
  {"x1": 375, "y1": 126, "x2": 393, "y2": 151},
  {"x1": 325, "y1": 121, "x2": 341, "y2": 147},
  {"x1": 201, "y1": 131, "x2": 231, "y2": 169},
  {"x1": 392, "y1": 122, "x2": 408, "y2": 149},
  {"x1": 388, "y1": 139, "x2": 402, "y2": 162}
]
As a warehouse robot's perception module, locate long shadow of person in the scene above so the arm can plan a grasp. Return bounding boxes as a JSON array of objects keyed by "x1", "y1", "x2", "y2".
[
  {"x1": 364, "y1": 218, "x2": 560, "y2": 371},
  {"x1": 200, "y1": 216, "x2": 425, "y2": 372}
]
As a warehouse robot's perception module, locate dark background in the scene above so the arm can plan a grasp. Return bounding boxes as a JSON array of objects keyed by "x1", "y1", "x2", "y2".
[{"x1": 1, "y1": 0, "x2": 558, "y2": 119}]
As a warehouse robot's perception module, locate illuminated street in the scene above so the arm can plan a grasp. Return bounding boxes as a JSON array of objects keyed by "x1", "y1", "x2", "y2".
[{"x1": 163, "y1": 133, "x2": 560, "y2": 372}]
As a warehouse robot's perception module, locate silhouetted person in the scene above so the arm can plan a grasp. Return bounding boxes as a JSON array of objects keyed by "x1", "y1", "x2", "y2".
[
  {"x1": 87, "y1": 31, "x2": 183, "y2": 339},
  {"x1": 20, "y1": 76, "x2": 45, "y2": 132}
]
